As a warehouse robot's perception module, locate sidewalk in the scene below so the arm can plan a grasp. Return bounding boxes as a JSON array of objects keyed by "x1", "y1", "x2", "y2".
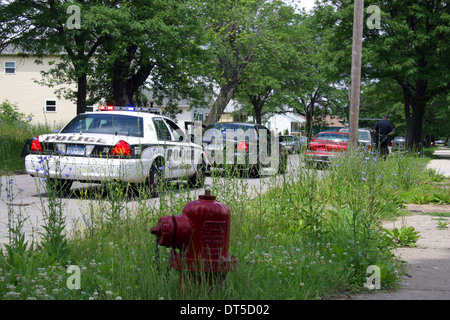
[
  {"x1": 427, "y1": 146, "x2": 450, "y2": 178},
  {"x1": 350, "y1": 146, "x2": 450, "y2": 300}
]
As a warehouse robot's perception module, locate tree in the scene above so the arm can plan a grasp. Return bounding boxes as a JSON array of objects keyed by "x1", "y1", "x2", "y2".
[
  {"x1": 234, "y1": 3, "x2": 310, "y2": 124},
  {"x1": 1, "y1": 0, "x2": 212, "y2": 115},
  {"x1": 1, "y1": 0, "x2": 105, "y2": 115},
  {"x1": 88, "y1": 0, "x2": 211, "y2": 109},
  {"x1": 315, "y1": 0, "x2": 450, "y2": 148},
  {"x1": 202, "y1": 0, "x2": 273, "y2": 126},
  {"x1": 367, "y1": 0, "x2": 449, "y2": 148},
  {"x1": 281, "y1": 12, "x2": 348, "y2": 139}
]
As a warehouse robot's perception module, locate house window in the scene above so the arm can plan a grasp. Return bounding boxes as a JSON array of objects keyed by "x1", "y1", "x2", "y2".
[
  {"x1": 194, "y1": 112, "x2": 203, "y2": 121},
  {"x1": 291, "y1": 122, "x2": 301, "y2": 133},
  {"x1": 45, "y1": 100, "x2": 57, "y2": 112},
  {"x1": 5, "y1": 61, "x2": 16, "y2": 74}
]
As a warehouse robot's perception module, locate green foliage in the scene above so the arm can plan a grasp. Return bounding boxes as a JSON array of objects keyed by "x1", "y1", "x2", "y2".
[
  {"x1": 0, "y1": 112, "x2": 56, "y2": 173},
  {"x1": 315, "y1": 0, "x2": 449, "y2": 146},
  {"x1": 0, "y1": 100, "x2": 32, "y2": 124},
  {"x1": 233, "y1": 2, "x2": 311, "y2": 124},
  {"x1": 435, "y1": 219, "x2": 449, "y2": 230},
  {"x1": 382, "y1": 226, "x2": 421, "y2": 248}
]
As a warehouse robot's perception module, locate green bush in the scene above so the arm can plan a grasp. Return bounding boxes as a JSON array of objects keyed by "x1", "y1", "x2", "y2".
[
  {"x1": 0, "y1": 101, "x2": 56, "y2": 173},
  {"x1": 0, "y1": 100, "x2": 33, "y2": 124}
]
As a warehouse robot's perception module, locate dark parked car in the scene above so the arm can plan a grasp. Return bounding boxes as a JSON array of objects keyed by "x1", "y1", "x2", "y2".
[
  {"x1": 392, "y1": 136, "x2": 406, "y2": 152},
  {"x1": 203, "y1": 122, "x2": 287, "y2": 177}
]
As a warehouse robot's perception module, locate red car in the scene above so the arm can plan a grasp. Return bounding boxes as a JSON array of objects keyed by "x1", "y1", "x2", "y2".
[{"x1": 305, "y1": 131, "x2": 349, "y2": 166}]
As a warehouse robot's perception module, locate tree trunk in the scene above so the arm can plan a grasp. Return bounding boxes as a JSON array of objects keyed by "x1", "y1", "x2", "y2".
[
  {"x1": 204, "y1": 80, "x2": 239, "y2": 126},
  {"x1": 254, "y1": 105, "x2": 262, "y2": 125},
  {"x1": 112, "y1": 84, "x2": 132, "y2": 106},
  {"x1": 110, "y1": 52, "x2": 154, "y2": 107},
  {"x1": 305, "y1": 104, "x2": 314, "y2": 140},
  {"x1": 401, "y1": 78, "x2": 428, "y2": 150},
  {"x1": 249, "y1": 95, "x2": 263, "y2": 124},
  {"x1": 76, "y1": 74, "x2": 87, "y2": 115},
  {"x1": 406, "y1": 100, "x2": 426, "y2": 150}
]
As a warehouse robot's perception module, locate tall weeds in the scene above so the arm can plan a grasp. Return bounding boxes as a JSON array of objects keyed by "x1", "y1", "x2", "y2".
[{"x1": 0, "y1": 148, "x2": 443, "y2": 300}]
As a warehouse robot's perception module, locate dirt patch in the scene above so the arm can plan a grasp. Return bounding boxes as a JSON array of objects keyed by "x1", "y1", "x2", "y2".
[{"x1": 404, "y1": 203, "x2": 450, "y2": 214}]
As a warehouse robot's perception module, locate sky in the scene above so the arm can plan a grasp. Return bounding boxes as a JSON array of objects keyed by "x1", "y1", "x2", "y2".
[
  {"x1": 298, "y1": 0, "x2": 316, "y2": 11},
  {"x1": 284, "y1": 0, "x2": 316, "y2": 12}
]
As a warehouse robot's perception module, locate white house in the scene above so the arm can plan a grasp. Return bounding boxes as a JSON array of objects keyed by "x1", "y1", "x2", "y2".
[
  {"x1": 265, "y1": 112, "x2": 306, "y2": 135},
  {"x1": 1, "y1": 47, "x2": 237, "y2": 130},
  {"x1": 0, "y1": 46, "x2": 77, "y2": 126}
]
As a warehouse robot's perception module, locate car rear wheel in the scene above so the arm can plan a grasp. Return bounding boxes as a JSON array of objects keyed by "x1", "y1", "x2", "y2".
[
  {"x1": 188, "y1": 161, "x2": 206, "y2": 188},
  {"x1": 248, "y1": 161, "x2": 263, "y2": 178},
  {"x1": 146, "y1": 160, "x2": 165, "y2": 197}
]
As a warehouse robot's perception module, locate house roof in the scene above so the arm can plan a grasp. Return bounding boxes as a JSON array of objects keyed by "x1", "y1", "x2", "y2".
[
  {"x1": 314, "y1": 115, "x2": 345, "y2": 127},
  {"x1": 285, "y1": 112, "x2": 306, "y2": 123},
  {"x1": 1, "y1": 44, "x2": 23, "y2": 55},
  {"x1": 268, "y1": 112, "x2": 306, "y2": 123},
  {"x1": 1, "y1": 44, "x2": 65, "y2": 56}
]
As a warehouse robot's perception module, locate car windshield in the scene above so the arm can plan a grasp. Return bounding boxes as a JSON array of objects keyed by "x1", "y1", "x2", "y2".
[
  {"x1": 203, "y1": 123, "x2": 258, "y2": 141},
  {"x1": 315, "y1": 133, "x2": 349, "y2": 142},
  {"x1": 61, "y1": 113, "x2": 144, "y2": 137},
  {"x1": 358, "y1": 131, "x2": 370, "y2": 141},
  {"x1": 204, "y1": 123, "x2": 255, "y2": 132},
  {"x1": 340, "y1": 129, "x2": 370, "y2": 141}
]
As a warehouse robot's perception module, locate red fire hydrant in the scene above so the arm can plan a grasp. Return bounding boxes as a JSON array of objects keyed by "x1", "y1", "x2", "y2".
[{"x1": 150, "y1": 190, "x2": 237, "y2": 287}]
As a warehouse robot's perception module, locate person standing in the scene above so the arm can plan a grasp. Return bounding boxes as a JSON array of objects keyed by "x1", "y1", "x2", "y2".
[{"x1": 373, "y1": 114, "x2": 394, "y2": 156}]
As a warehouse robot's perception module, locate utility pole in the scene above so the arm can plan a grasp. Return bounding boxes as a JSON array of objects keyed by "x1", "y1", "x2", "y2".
[{"x1": 349, "y1": 0, "x2": 364, "y2": 149}]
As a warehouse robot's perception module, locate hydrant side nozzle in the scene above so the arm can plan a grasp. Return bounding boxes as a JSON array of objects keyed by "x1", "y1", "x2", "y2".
[{"x1": 150, "y1": 216, "x2": 175, "y2": 247}]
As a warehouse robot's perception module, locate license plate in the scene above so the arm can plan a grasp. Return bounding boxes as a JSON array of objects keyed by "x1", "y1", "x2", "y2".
[{"x1": 66, "y1": 145, "x2": 85, "y2": 156}]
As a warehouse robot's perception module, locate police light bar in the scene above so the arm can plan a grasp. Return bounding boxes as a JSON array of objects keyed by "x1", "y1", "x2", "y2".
[{"x1": 97, "y1": 106, "x2": 162, "y2": 114}]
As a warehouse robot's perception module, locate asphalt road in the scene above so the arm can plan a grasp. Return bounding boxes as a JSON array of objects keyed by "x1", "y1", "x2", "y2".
[{"x1": 0, "y1": 154, "x2": 304, "y2": 247}]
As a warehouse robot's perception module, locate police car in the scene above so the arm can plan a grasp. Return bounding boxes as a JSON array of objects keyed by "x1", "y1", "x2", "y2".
[{"x1": 25, "y1": 106, "x2": 206, "y2": 195}]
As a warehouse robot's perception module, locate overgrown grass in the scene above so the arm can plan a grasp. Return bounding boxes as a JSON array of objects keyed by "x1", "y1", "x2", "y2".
[
  {"x1": 0, "y1": 121, "x2": 57, "y2": 174},
  {"x1": 0, "y1": 146, "x2": 447, "y2": 300}
]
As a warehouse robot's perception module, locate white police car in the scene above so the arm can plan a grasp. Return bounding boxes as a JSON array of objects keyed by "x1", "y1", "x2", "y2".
[{"x1": 25, "y1": 106, "x2": 206, "y2": 195}]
